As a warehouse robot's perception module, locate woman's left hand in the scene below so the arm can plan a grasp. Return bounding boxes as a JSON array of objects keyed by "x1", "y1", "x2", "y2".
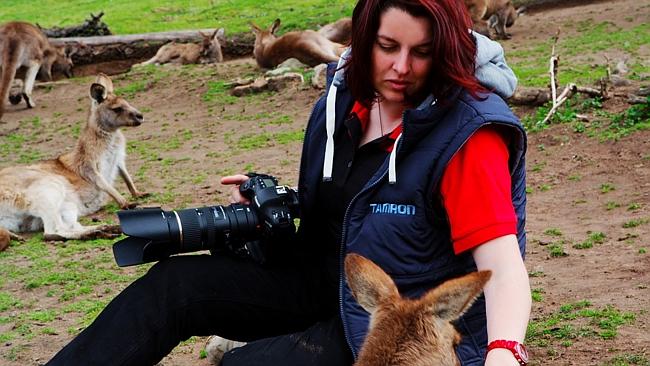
[
  {"x1": 485, "y1": 348, "x2": 521, "y2": 366},
  {"x1": 220, "y1": 174, "x2": 252, "y2": 204}
]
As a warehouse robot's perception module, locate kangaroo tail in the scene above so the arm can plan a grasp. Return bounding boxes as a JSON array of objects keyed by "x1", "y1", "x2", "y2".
[{"x1": 0, "y1": 39, "x2": 21, "y2": 121}]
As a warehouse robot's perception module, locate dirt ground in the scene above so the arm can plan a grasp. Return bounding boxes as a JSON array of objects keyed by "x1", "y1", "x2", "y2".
[{"x1": 0, "y1": 0, "x2": 649, "y2": 365}]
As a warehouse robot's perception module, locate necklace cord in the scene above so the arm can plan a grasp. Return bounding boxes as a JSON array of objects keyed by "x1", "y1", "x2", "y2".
[{"x1": 378, "y1": 100, "x2": 384, "y2": 137}]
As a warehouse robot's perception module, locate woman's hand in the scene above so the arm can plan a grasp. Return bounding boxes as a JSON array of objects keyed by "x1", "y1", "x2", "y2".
[
  {"x1": 485, "y1": 348, "x2": 522, "y2": 366},
  {"x1": 220, "y1": 174, "x2": 251, "y2": 204}
]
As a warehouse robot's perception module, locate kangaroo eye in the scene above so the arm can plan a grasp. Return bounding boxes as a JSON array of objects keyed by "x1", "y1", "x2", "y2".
[{"x1": 112, "y1": 107, "x2": 124, "y2": 114}]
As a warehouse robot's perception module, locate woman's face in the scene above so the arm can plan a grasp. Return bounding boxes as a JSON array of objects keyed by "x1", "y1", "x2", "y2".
[{"x1": 371, "y1": 7, "x2": 434, "y2": 105}]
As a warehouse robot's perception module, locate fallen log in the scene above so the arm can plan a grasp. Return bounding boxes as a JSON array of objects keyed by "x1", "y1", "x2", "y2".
[{"x1": 507, "y1": 86, "x2": 552, "y2": 106}]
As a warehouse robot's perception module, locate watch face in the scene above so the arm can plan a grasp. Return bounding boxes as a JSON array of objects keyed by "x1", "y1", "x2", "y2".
[{"x1": 515, "y1": 343, "x2": 529, "y2": 362}]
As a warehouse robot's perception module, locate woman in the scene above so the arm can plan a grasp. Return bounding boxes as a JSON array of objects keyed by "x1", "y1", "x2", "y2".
[{"x1": 47, "y1": 0, "x2": 530, "y2": 365}]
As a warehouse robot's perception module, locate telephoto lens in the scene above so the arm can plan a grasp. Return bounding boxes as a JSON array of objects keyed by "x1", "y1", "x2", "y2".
[
  {"x1": 113, "y1": 204, "x2": 259, "y2": 267},
  {"x1": 112, "y1": 173, "x2": 299, "y2": 267}
]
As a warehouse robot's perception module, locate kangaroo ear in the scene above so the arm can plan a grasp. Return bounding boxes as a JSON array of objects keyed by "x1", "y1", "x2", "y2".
[
  {"x1": 90, "y1": 83, "x2": 107, "y2": 104},
  {"x1": 270, "y1": 18, "x2": 281, "y2": 34},
  {"x1": 345, "y1": 254, "x2": 399, "y2": 315},
  {"x1": 64, "y1": 44, "x2": 73, "y2": 57},
  {"x1": 214, "y1": 28, "x2": 225, "y2": 40},
  {"x1": 250, "y1": 22, "x2": 261, "y2": 34},
  {"x1": 94, "y1": 73, "x2": 114, "y2": 94},
  {"x1": 422, "y1": 270, "x2": 491, "y2": 322}
]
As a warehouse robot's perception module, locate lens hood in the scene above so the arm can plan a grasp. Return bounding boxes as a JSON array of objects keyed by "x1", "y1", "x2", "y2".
[
  {"x1": 118, "y1": 208, "x2": 176, "y2": 241},
  {"x1": 113, "y1": 208, "x2": 179, "y2": 267}
]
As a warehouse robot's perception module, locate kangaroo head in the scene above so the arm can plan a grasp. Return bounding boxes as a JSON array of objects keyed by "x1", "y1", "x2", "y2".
[
  {"x1": 89, "y1": 73, "x2": 143, "y2": 132},
  {"x1": 200, "y1": 28, "x2": 225, "y2": 62},
  {"x1": 503, "y1": 2, "x2": 518, "y2": 27},
  {"x1": 39, "y1": 44, "x2": 71, "y2": 81},
  {"x1": 345, "y1": 254, "x2": 491, "y2": 366},
  {"x1": 44, "y1": 44, "x2": 74, "y2": 79},
  {"x1": 250, "y1": 19, "x2": 281, "y2": 55}
]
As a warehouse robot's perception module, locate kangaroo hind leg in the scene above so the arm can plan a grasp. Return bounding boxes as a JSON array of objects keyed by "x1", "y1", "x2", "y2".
[
  {"x1": 40, "y1": 202, "x2": 120, "y2": 241},
  {"x1": 22, "y1": 62, "x2": 40, "y2": 108},
  {"x1": 28, "y1": 188, "x2": 117, "y2": 241}
]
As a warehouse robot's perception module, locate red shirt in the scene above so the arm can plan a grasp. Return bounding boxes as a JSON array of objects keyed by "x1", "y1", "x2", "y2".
[
  {"x1": 440, "y1": 126, "x2": 518, "y2": 254},
  {"x1": 352, "y1": 102, "x2": 517, "y2": 254}
]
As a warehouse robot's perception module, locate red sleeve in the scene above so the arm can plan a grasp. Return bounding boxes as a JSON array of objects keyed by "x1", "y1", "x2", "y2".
[{"x1": 439, "y1": 126, "x2": 517, "y2": 254}]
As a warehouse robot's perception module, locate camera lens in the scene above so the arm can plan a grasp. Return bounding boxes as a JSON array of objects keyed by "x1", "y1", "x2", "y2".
[
  {"x1": 112, "y1": 174, "x2": 299, "y2": 267},
  {"x1": 113, "y1": 204, "x2": 260, "y2": 267}
]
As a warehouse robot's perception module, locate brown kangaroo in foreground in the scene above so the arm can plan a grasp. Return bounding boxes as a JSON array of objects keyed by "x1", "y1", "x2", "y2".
[
  {"x1": 0, "y1": 21, "x2": 74, "y2": 121},
  {"x1": 250, "y1": 18, "x2": 346, "y2": 69},
  {"x1": 344, "y1": 253, "x2": 492, "y2": 366},
  {"x1": 135, "y1": 28, "x2": 225, "y2": 67},
  {"x1": 317, "y1": 17, "x2": 352, "y2": 45},
  {"x1": 0, "y1": 73, "x2": 146, "y2": 251},
  {"x1": 465, "y1": 0, "x2": 521, "y2": 40}
]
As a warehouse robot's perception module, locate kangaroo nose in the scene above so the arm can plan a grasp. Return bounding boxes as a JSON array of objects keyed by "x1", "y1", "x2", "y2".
[{"x1": 133, "y1": 112, "x2": 144, "y2": 125}]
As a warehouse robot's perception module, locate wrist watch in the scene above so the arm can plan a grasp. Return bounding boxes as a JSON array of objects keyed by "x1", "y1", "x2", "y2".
[{"x1": 487, "y1": 340, "x2": 528, "y2": 365}]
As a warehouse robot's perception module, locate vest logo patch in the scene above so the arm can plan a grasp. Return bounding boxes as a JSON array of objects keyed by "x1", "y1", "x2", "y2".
[{"x1": 369, "y1": 203, "x2": 416, "y2": 216}]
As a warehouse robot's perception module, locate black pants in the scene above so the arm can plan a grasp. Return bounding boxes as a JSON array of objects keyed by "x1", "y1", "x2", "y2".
[{"x1": 46, "y1": 254, "x2": 353, "y2": 366}]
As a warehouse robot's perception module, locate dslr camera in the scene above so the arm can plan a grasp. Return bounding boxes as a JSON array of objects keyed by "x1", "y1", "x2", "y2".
[{"x1": 112, "y1": 173, "x2": 299, "y2": 267}]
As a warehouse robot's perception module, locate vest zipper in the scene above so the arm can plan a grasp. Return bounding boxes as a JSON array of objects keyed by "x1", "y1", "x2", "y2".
[{"x1": 338, "y1": 112, "x2": 406, "y2": 358}]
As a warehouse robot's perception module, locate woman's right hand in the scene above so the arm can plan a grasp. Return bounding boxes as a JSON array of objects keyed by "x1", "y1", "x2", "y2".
[{"x1": 220, "y1": 174, "x2": 251, "y2": 204}]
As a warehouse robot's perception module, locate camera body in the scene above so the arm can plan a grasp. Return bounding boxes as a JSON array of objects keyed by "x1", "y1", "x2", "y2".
[
  {"x1": 240, "y1": 174, "x2": 296, "y2": 234},
  {"x1": 231, "y1": 173, "x2": 299, "y2": 262},
  {"x1": 112, "y1": 173, "x2": 299, "y2": 267}
]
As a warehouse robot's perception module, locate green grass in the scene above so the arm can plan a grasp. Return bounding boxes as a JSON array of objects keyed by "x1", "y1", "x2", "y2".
[
  {"x1": 573, "y1": 232, "x2": 606, "y2": 250},
  {"x1": 531, "y1": 288, "x2": 544, "y2": 302},
  {"x1": 527, "y1": 300, "x2": 636, "y2": 348},
  {"x1": 0, "y1": 234, "x2": 152, "y2": 347},
  {"x1": 600, "y1": 183, "x2": 616, "y2": 194},
  {"x1": 622, "y1": 218, "x2": 649, "y2": 229},
  {"x1": 0, "y1": 0, "x2": 355, "y2": 35},
  {"x1": 115, "y1": 66, "x2": 170, "y2": 98},
  {"x1": 236, "y1": 129, "x2": 304, "y2": 150},
  {"x1": 543, "y1": 228, "x2": 563, "y2": 237},
  {"x1": 522, "y1": 96, "x2": 650, "y2": 141},
  {"x1": 509, "y1": 21, "x2": 650, "y2": 87},
  {"x1": 203, "y1": 81, "x2": 238, "y2": 105},
  {"x1": 548, "y1": 242, "x2": 568, "y2": 257},
  {"x1": 603, "y1": 354, "x2": 650, "y2": 366}
]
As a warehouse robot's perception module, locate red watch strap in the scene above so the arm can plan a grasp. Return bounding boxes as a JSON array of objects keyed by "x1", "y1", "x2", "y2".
[{"x1": 487, "y1": 340, "x2": 528, "y2": 365}]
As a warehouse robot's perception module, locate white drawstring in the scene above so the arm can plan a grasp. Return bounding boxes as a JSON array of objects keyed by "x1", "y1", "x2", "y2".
[
  {"x1": 388, "y1": 132, "x2": 402, "y2": 184},
  {"x1": 322, "y1": 51, "x2": 349, "y2": 181},
  {"x1": 322, "y1": 83, "x2": 337, "y2": 181}
]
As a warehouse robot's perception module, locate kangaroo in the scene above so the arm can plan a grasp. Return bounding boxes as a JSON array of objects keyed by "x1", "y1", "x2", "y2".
[
  {"x1": 465, "y1": 0, "x2": 521, "y2": 40},
  {"x1": 344, "y1": 253, "x2": 492, "y2": 366},
  {"x1": 135, "y1": 28, "x2": 225, "y2": 67},
  {"x1": 250, "y1": 18, "x2": 346, "y2": 69},
  {"x1": 0, "y1": 73, "x2": 146, "y2": 251},
  {"x1": 317, "y1": 17, "x2": 352, "y2": 44},
  {"x1": 0, "y1": 21, "x2": 74, "y2": 121}
]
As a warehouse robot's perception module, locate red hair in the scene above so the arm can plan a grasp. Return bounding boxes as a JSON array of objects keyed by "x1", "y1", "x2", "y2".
[{"x1": 345, "y1": 0, "x2": 485, "y2": 105}]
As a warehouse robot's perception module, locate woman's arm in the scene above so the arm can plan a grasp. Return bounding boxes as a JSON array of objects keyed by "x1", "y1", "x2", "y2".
[{"x1": 472, "y1": 234, "x2": 531, "y2": 366}]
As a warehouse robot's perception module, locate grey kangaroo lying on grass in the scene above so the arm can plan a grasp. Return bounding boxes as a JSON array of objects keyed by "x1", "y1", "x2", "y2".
[
  {"x1": 0, "y1": 73, "x2": 146, "y2": 251},
  {"x1": 250, "y1": 18, "x2": 346, "y2": 69},
  {"x1": 135, "y1": 28, "x2": 225, "y2": 66}
]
